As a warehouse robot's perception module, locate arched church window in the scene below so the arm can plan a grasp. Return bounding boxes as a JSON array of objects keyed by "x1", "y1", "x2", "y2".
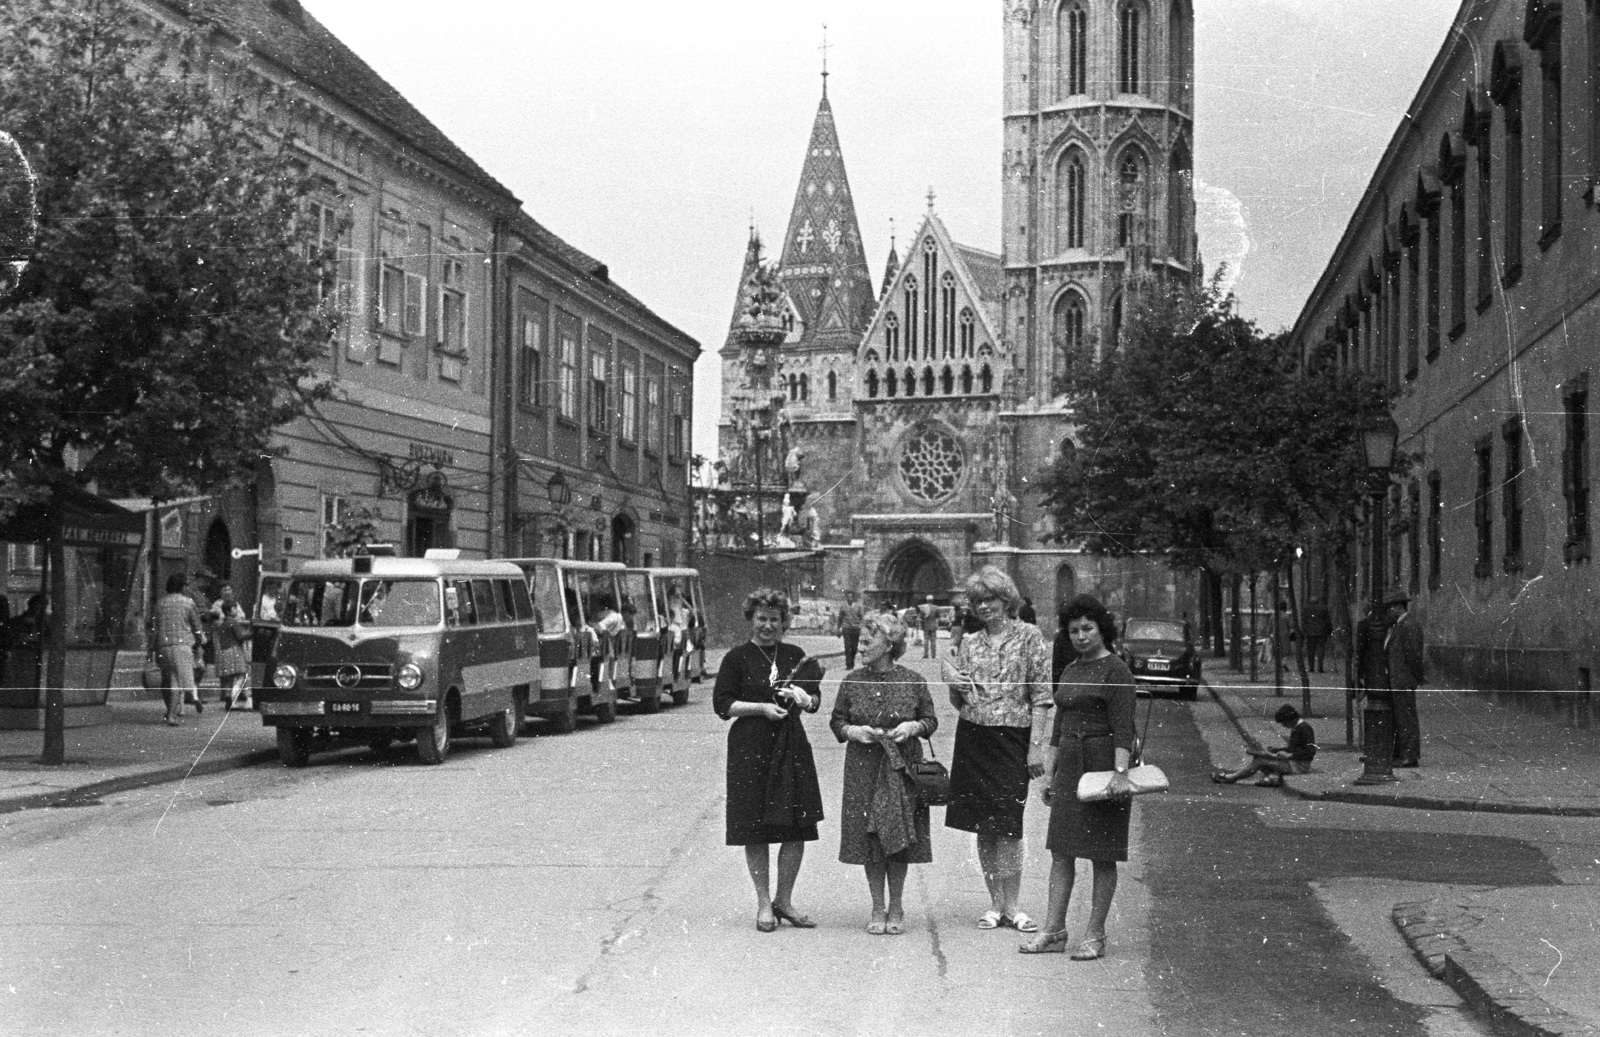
[
  {"x1": 941, "y1": 366, "x2": 955, "y2": 394},
  {"x1": 905, "y1": 366, "x2": 917, "y2": 397},
  {"x1": 1057, "y1": 150, "x2": 1086, "y2": 250},
  {"x1": 866, "y1": 369, "x2": 879, "y2": 397},
  {"x1": 961, "y1": 365, "x2": 974, "y2": 394},
  {"x1": 922, "y1": 367, "x2": 935, "y2": 395},
  {"x1": 1058, "y1": 2, "x2": 1088, "y2": 99},
  {"x1": 899, "y1": 426, "x2": 965, "y2": 505},
  {"x1": 827, "y1": 370, "x2": 838, "y2": 401},
  {"x1": 1117, "y1": 150, "x2": 1146, "y2": 248},
  {"x1": 799, "y1": 373, "x2": 809, "y2": 401},
  {"x1": 1169, "y1": 0, "x2": 1191, "y2": 108},
  {"x1": 884, "y1": 313, "x2": 899, "y2": 361},
  {"x1": 903, "y1": 277, "x2": 919, "y2": 358},
  {"x1": 959, "y1": 308, "x2": 975, "y2": 357},
  {"x1": 922, "y1": 238, "x2": 939, "y2": 361},
  {"x1": 940, "y1": 272, "x2": 957, "y2": 358},
  {"x1": 1118, "y1": 1, "x2": 1144, "y2": 95},
  {"x1": 979, "y1": 364, "x2": 993, "y2": 394},
  {"x1": 1053, "y1": 291, "x2": 1087, "y2": 374},
  {"x1": 788, "y1": 373, "x2": 799, "y2": 401},
  {"x1": 886, "y1": 368, "x2": 898, "y2": 397}
]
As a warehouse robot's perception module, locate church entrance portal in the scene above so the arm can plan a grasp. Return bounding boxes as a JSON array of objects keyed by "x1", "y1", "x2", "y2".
[{"x1": 876, "y1": 540, "x2": 955, "y2": 610}]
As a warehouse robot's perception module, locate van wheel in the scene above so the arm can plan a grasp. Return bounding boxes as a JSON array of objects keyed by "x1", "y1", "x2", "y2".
[
  {"x1": 489, "y1": 703, "x2": 518, "y2": 748},
  {"x1": 416, "y1": 700, "x2": 453, "y2": 764},
  {"x1": 594, "y1": 699, "x2": 617, "y2": 724},
  {"x1": 671, "y1": 685, "x2": 690, "y2": 707},
  {"x1": 276, "y1": 727, "x2": 312, "y2": 768},
  {"x1": 549, "y1": 701, "x2": 577, "y2": 734}
]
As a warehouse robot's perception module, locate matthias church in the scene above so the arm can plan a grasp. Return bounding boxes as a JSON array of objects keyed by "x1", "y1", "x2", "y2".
[{"x1": 718, "y1": 1, "x2": 1199, "y2": 621}]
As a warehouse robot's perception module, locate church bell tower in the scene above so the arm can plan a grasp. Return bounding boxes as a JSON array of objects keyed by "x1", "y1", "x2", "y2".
[{"x1": 1001, "y1": 0, "x2": 1197, "y2": 404}]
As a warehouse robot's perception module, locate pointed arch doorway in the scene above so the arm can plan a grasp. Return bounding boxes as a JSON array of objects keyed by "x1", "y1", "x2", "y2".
[{"x1": 877, "y1": 539, "x2": 955, "y2": 610}]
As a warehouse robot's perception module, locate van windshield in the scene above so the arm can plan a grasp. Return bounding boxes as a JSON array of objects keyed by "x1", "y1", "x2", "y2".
[
  {"x1": 529, "y1": 566, "x2": 568, "y2": 635},
  {"x1": 281, "y1": 578, "x2": 442, "y2": 628}
]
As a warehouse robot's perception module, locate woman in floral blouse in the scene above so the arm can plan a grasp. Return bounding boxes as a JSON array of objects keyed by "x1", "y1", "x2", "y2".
[{"x1": 940, "y1": 566, "x2": 1053, "y2": 933}]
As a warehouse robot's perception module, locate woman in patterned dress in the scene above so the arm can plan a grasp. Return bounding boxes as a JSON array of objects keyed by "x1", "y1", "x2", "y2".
[
  {"x1": 209, "y1": 584, "x2": 252, "y2": 710},
  {"x1": 712, "y1": 587, "x2": 825, "y2": 932},
  {"x1": 1020, "y1": 594, "x2": 1137, "y2": 961},
  {"x1": 940, "y1": 566, "x2": 1053, "y2": 934},
  {"x1": 830, "y1": 610, "x2": 938, "y2": 935}
]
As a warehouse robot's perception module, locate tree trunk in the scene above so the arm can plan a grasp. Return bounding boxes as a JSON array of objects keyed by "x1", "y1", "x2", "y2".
[
  {"x1": 1286, "y1": 560, "x2": 1313, "y2": 717},
  {"x1": 1228, "y1": 572, "x2": 1243, "y2": 671},
  {"x1": 40, "y1": 505, "x2": 67, "y2": 765},
  {"x1": 1248, "y1": 572, "x2": 1258, "y2": 683},
  {"x1": 1209, "y1": 569, "x2": 1226, "y2": 658}
]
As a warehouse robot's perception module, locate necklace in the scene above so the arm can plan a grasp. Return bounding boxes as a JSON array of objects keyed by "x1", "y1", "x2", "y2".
[{"x1": 752, "y1": 641, "x2": 780, "y2": 686}]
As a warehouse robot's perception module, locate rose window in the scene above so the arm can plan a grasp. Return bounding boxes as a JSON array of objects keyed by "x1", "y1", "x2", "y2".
[{"x1": 899, "y1": 427, "x2": 964, "y2": 504}]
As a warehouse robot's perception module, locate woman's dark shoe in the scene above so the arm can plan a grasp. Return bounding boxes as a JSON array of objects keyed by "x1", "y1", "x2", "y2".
[
  {"x1": 1069, "y1": 936, "x2": 1106, "y2": 961},
  {"x1": 772, "y1": 904, "x2": 816, "y2": 928}
]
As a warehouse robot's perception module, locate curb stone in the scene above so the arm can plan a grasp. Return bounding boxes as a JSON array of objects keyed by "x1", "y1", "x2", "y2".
[
  {"x1": 0, "y1": 748, "x2": 280, "y2": 815},
  {"x1": 1393, "y1": 899, "x2": 1598, "y2": 1037}
]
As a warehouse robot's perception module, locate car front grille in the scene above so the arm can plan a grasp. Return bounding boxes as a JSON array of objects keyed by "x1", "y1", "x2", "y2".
[{"x1": 302, "y1": 663, "x2": 393, "y2": 691}]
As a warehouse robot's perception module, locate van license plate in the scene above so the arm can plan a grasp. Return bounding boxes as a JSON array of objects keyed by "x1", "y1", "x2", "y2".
[{"x1": 329, "y1": 701, "x2": 361, "y2": 714}]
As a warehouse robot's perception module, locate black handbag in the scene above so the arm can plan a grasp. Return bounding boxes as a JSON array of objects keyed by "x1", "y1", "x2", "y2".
[{"x1": 910, "y1": 737, "x2": 950, "y2": 806}]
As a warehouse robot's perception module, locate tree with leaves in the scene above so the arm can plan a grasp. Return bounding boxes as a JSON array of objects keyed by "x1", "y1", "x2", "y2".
[
  {"x1": 1038, "y1": 279, "x2": 1394, "y2": 692},
  {"x1": 0, "y1": 0, "x2": 335, "y2": 762}
]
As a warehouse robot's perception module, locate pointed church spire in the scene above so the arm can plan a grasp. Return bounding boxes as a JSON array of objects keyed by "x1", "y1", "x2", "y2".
[
  {"x1": 777, "y1": 77, "x2": 874, "y2": 352},
  {"x1": 879, "y1": 219, "x2": 899, "y2": 302},
  {"x1": 722, "y1": 225, "x2": 767, "y2": 353}
]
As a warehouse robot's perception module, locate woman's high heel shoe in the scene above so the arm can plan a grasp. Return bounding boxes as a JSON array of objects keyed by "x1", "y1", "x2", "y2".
[
  {"x1": 756, "y1": 912, "x2": 777, "y2": 933},
  {"x1": 1069, "y1": 936, "x2": 1106, "y2": 960},
  {"x1": 772, "y1": 904, "x2": 816, "y2": 928},
  {"x1": 1018, "y1": 930, "x2": 1069, "y2": 954}
]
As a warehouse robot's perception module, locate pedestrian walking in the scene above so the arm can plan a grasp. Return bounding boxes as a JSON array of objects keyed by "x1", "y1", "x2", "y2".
[
  {"x1": 835, "y1": 590, "x2": 865, "y2": 670},
  {"x1": 1022, "y1": 594, "x2": 1135, "y2": 960},
  {"x1": 154, "y1": 574, "x2": 203, "y2": 726},
  {"x1": 712, "y1": 587, "x2": 825, "y2": 932},
  {"x1": 1301, "y1": 600, "x2": 1333, "y2": 673},
  {"x1": 1384, "y1": 589, "x2": 1425, "y2": 767},
  {"x1": 918, "y1": 595, "x2": 940, "y2": 659},
  {"x1": 830, "y1": 609, "x2": 938, "y2": 935},
  {"x1": 209, "y1": 583, "x2": 252, "y2": 710},
  {"x1": 939, "y1": 566, "x2": 1051, "y2": 935}
]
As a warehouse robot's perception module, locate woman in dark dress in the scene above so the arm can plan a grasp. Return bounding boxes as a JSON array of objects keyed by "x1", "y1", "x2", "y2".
[
  {"x1": 830, "y1": 610, "x2": 937, "y2": 935},
  {"x1": 940, "y1": 566, "x2": 1052, "y2": 934},
  {"x1": 713, "y1": 587, "x2": 824, "y2": 932},
  {"x1": 1021, "y1": 594, "x2": 1137, "y2": 961}
]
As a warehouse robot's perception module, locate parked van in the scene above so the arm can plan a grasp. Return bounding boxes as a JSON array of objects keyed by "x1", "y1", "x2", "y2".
[
  {"x1": 642, "y1": 568, "x2": 705, "y2": 707},
  {"x1": 505, "y1": 558, "x2": 630, "y2": 726},
  {"x1": 256, "y1": 552, "x2": 539, "y2": 767}
]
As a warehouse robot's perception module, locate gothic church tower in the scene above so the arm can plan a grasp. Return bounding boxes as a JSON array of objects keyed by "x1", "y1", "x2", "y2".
[{"x1": 1001, "y1": 0, "x2": 1196, "y2": 405}]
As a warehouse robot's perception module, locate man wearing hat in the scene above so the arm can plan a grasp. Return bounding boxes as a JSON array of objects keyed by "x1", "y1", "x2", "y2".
[{"x1": 1383, "y1": 588, "x2": 1426, "y2": 767}]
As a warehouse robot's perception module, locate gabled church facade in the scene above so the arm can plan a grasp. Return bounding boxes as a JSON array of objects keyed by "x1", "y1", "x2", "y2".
[{"x1": 717, "y1": 1, "x2": 1201, "y2": 626}]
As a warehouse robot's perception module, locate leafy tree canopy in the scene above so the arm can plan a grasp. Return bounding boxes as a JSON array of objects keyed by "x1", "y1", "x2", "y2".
[
  {"x1": 0, "y1": 0, "x2": 335, "y2": 519},
  {"x1": 1038, "y1": 279, "x2": 1393, "y2": 575}
]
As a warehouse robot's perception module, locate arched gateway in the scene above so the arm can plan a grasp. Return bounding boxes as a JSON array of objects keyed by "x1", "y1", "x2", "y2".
[{"x1": 876, "y1": 539, "x2": 955, "y2": 609}]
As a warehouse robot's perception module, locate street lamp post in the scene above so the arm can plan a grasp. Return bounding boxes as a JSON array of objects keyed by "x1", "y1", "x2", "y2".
[{"x1": 1353, "y1": 409, "x2": 1398, "y2": 786}]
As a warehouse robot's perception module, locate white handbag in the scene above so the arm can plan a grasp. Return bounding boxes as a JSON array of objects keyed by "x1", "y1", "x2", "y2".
[{"x1": 1077, "y1": 763, "x2": 1169, "y2": 801}]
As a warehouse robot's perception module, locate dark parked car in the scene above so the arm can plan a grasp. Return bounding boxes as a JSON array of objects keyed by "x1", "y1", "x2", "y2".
[{"x1": 1118, "y1": 617, "x2": 1201, "y2": 699}]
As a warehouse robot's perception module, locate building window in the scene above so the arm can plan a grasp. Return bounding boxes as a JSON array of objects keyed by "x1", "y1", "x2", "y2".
[
  {"x1": 376, "y1": 226, "x2": 423, "y2": 340},
  {"x1": 518, "y1": 297, "x2": 547, "y2": 406},
  {"x1": 922, "y1": 241, "x2": 939, "y2": 360},
  {"x1": 644, "y1": 376, "x2": 661, "y2": 453},
  {"x1": 1565, "y1": 376, "x2": 1591, "y2": 563},
  {"x1": 885, "y1": 313, "x2": 900, "y2": 361},
  {"x1": 902, "y1": 277, "x2": 918, "y2": 358},
  {"x1": 827, "y1": 369, "x2": 838, "y2": 401},
  {"x1": 1502, "y1": 416, "x2": 1524, "y2": 573},
  {"x1": 669, "y1": 381, "x2": 687, "y2": 460},
  {"x1": 439, "y1": 258, "x2": 469, "y2": 355},
  {"x1": 1493, "y1": 43, "x2": 1524, "y2": 285},
  {"x1": 1408, "y1": 480, "x2": 1422, "y2": 597},
  {"x1": 557, "y1": 316, "x2": 579, "y2": 420},
  {"x1": 922, "y1": 367, "x2": 935, "y2": 396},
  {"x1": 961, "y1": 365, "x2": 974, "y2": 394},
  {"x1": 886, "y1": 368, "x2": 898, "y2": 397},
  {"x1": 1428, "y1": 471, "x2": 1443, "y2": 590},
  {"x1": 1387, "y1": 255, "x2": 1402, "y2": 392},
  {"x1": 1168, "y1": 1, "x2": 1191, "y2": 108},
  {"x1": 866, "y1": 369, "x2": 879, "y2": 397},
  {"x1": 1533, "y1": 10, "x2": 1562, "y2": 243},
  {"x1": 588, "y1": 347, "x2": 609, "y2": 433},
  {"x1": 1168, "y1": 148, "x2": 1192, "y2": 259},
  {"x1": 979, "y1": 364, "x2": 994, "y2": 394},
  {"x1": 904, "y1": 366, "x2": 917, "y2": 397},
  {"x1": 1054, "y1": 291, "x2": 1087, "y2": 376},
  {"x1": 320, "y1": 493, "x2": 350, "y2": 559},
  {"x1": 941, "y1": 272, "x2": 957, "y2": 358},
  {"x1": 1425, "y1": 205, "x2": 1440, "y2": 360},
  {"x1": 1116, "y1": 151, "x2": 1146, "y2": 247},
  {"x1": 1474, "y1": 112, "x2": 1494, "y2": 310},
  {"x1": 1118, "y1": 1, "x2": 1143, "y2": 95},
  {"x1": 941, "y1": 365, "x2": 954, "y2": 394},
  {"x1": 1449, "y1": 178, "x2": 1466, "y2": 334},
  {"x1": 1405, "y1": 231, "x2": 1419, "y2": 379},
  {"x1": 1475, "y1": 438, "x2": 1493, "y2": 578},
  {"x1": 1059, "y1": 3, "x2": 1087, "y2": 99},
  {"x1": 1058, "y1": 150, "x2": 1086, "y2": 250},
  {"x1": 788, "y1": 373, "x2": 799, "y2": 401},
  {"x1": 959, "y1": 308, "x2": 976, "y2": 357},
  {"x1": 620, "y1": 362, "x2": 637, "y2": 442}
]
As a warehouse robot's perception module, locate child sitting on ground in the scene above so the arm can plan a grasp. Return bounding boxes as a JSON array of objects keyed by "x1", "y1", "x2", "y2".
[{"x1": 1212, "y1": 704, "x2": 1318, "y2": 787}]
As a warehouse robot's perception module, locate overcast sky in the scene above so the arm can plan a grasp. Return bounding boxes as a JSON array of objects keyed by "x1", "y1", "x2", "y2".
[{"x1": 300, "y1": 0, "x2": 1461, "y2": 460}]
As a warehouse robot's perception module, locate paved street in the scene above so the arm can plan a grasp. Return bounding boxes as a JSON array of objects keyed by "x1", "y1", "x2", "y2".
[{"x1": 2, "y1": 636, "x2": 1595, "y2": 1036}]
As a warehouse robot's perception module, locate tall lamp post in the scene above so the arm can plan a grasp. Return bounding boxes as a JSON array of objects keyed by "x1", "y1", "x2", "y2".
[{"x1": 1353, "y1": 408, "x2": 1398, "y2": 785}]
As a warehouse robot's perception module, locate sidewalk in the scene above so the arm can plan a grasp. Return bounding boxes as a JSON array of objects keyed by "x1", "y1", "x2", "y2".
[{"x1": 1206, "y1": 662, "x2": 1600, "y2": 1036}]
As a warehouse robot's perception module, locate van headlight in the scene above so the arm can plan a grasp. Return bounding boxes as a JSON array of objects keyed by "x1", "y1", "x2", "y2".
[
  {"x1": 271, "y1": 663, "x2": 298, "y2": 690},
  {"x1": 397, "y1": 662, "x2": 424, "y2": 690}
]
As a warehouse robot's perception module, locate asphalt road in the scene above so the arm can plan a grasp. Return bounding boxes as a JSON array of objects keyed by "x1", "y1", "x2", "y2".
[{"x1": 1, "y1": 646, "x2": 1589, "y2": 1036}]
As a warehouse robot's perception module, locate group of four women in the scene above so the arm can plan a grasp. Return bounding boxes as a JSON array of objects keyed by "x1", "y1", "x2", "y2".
[{"x1": 712, "y1": 566, "x2": 1138, "y2": 959}]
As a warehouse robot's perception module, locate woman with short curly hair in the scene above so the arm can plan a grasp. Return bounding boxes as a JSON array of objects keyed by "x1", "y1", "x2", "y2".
[
  {"x1": 940, "y1": 566, "x2": 1052, "y2": 934},
  {"x1": 713, "y1": 587, "x2": 826, "y2": 932},
  {"x1": 830, "y1": 609, "x2": 938, "y2": 935}
]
